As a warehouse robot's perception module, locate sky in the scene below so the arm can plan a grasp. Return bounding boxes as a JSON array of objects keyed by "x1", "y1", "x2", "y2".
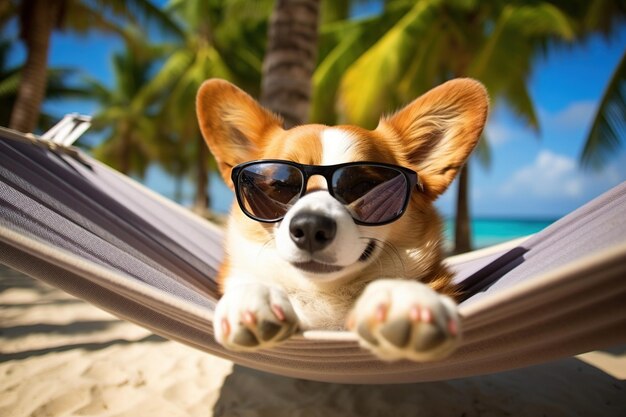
[
  {"x1": 451, "y1": 29, "x2": 626, "y2": 219},
  {"x1": 4, "y1": 6, "x2": 626, "y2": 220}
]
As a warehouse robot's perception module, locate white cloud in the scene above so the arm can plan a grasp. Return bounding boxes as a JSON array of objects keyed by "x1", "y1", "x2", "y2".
[
  {"x1": 500, "y1": 150, "x2": 624, "y2": 201},
  {"x1": 502, "y1": 150, "x2": 581, "y2": 197},
  {"x1": 500, "y1": 149, "x2": 626, "y2": 203},
  {"x1": 542, "y1": 100, "x2": 597, "y2": 132}
]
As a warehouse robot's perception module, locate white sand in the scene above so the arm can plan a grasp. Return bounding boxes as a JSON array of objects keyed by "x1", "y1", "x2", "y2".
[{"x1": 1, "y1": 266, "x2": 625, "y2": 417}]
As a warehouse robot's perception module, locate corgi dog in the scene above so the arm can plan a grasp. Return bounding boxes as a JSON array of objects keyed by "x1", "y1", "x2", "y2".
[{"x1": 196, "y1": 78, "x2": 488, "y2": 361}]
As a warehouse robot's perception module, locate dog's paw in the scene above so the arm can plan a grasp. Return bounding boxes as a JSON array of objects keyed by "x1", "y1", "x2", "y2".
[
  {"x1": 348, "y1": 279, "x2": 461, "y2": 362},
  {"x1": 213, "y1": 283, "x2": 299, "y2": 351}
]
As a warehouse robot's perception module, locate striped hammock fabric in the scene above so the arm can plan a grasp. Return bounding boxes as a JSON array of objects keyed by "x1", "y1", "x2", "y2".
[{"x1": 1, "y1": 127, "x2": 625, "y2": 384}]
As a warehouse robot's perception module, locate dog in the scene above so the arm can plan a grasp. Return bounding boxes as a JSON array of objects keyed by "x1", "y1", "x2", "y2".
[{"x1": 196, "y1": 78, "x2": 488, "y2": 361}]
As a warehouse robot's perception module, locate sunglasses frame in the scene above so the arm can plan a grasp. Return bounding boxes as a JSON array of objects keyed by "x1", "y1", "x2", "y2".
[{"x1": 231, "y1": 159, "x2": 423, "y2": 226}]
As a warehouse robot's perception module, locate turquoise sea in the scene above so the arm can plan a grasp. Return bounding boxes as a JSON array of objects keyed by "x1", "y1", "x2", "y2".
[{"x1": 443, "y1": 218, "x2": 557, "y2": 250}]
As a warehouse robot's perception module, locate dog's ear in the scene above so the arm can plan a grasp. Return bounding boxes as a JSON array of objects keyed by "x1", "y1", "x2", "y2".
[
  {"x1": 377, "y1": 78, "x2": 489, "y2": 199},
  {"x1": 197, "y1": 79, "x2": 284, "y2": 188}
]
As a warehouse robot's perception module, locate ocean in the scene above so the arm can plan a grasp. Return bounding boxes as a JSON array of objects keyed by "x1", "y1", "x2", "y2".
[{"x1": 443, "y1": 218, "x2": 557, "y2": 250}]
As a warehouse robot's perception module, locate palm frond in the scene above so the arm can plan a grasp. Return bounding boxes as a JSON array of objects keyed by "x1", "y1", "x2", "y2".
[
  {"x1": 45, "y1": 68, "x2": 91, "y2": 100},
  {"x1": 312, "y1": 30, "x2": 364, "y2": 124},
  {"x1": 312, "y1": 9, "x2": 406, "y2": 124},
  {"x1": 396, "y1": 22, "x2": 446, "y2": 102},
  {"x1": 510, "y1": 3, "x2": 576, "y2": 38},
  {"x1": 337, "y1": 0, "x2": 441, "y2": 127},
  {"x1": 0, "y1": 68, "x2": 20, "y2": 98},
  {"x1": 137, "y1": 49, "x2": 195, "y2": 106},
  {"x1": 467, "y1": 3, "x2": 576, "y2": 134},
  {"x1": 81, "y1": 75, "x2": 113, "y2": 102},
  {"x1": 69, "y1": 0, "x2": 184, "y2": 40},
  {"x1": 119, "y1": 0, "x2": 185, "y2": 39},
  {"x1": 63, "y1": 1, "x2": 131, "y2": 36},
  {"x1": 581, "y1": 50, "x2": 626, "y2": 170},
  {"x1": 160, "y1": 46, "x2": 233, "y2": 133},
  {"x1": 470, "y1": 3, "x2": 575, "y2": 80},
  {"x1": 499, "y1": 78, "x2": 540, "y2": 134},
  {"x1": 580, "y1": 0, "x2": 626, "y2": 38},
  {"x1": 0, "y1": 38, "x2": 13, "y2": 69}
]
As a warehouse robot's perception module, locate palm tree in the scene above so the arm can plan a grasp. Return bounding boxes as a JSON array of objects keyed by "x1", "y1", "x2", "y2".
[
  {"x1": 6, "y1": 0, "x2": 181, "y2": 133},
  {"x1": 143, "y1": 0, "x2": 271, "y2": 213},
  {"x1": 0, "y1": 37, "x2": 87, "y2": 130},
  {"x1": 576, "y1": 1, "x2": 626, "y2": 169},
  {"x1": 317, "y1": 0, "x2": 626, "y2": 253},
  {"x1": 315, "y1": 1, "x2": 585, "y2": 253},
  {"x1": 85, "y1": 38, "x2": 167, "y2": 177},
  {"x1": 260, "y1": 0, "x2": 321, "y2": 127},
  {"x1": 312, "y1": 5, "x2": 404, "y2": 126},
  {"x1": 580, "y1": 50, "x2": 625, "y2": 169}
]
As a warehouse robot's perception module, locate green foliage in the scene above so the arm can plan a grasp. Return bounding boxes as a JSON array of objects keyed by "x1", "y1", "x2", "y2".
[
  {"x1": 581, "y1": 51, "x2": 626, "y2": 170},
  {"x1": 338, "y1": 0, "x2": 441, "y2": 128},
  {"x1": 314, "y1": 0, "x2": 625, "y2": 168},
  {"x1": 0, "y1": 38, "x2": 88, "y2": 130},
  {"x1": 5, "y1": 0, "x2": 623, "y2": 209},
  {"x1": 322, "y1": 1, "x2": 580, "y2": 134},
  {"x1": 111, "y1": 0, "x2": 272, "y2": 208},
  {"x1": 145, "y1": 0, "x2": 270, "y2": 113},
  {"x1": 312, "y1": 3, "x2": 410, "y2": 125},
  {"x1": 86, "y1": 38, "x2": 166, "y2": 177}
]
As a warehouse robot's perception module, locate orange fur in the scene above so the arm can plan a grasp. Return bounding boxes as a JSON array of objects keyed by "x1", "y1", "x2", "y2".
[{"x1": 197, "y1": 78, "x2": 488, "y2": 305}]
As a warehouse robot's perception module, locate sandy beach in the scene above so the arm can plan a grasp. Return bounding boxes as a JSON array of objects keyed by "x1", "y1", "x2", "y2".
[{"x1": 1, "y1": 265, "x2": 625, "y2": 417}]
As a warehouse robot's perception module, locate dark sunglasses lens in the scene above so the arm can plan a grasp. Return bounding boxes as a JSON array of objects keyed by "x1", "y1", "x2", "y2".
[
  {"x1": 332, "y1": 165, "x2": 408, "y2": 224},
  {"x1": 237, "y1": 163, "x2": 303, "y2": 221}
]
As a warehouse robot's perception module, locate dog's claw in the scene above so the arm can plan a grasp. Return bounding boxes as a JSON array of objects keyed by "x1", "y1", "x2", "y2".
[
  {"x1": 243, "y1": 310, "x2": 257, "y2": 326},
  {"x1": 271, "y1": 304, "x2": 286, "y2": 322},
  {"x1": 375, "y1": 303, "x2": 388, "y2": 323},
  {"x1": 221, "y1": 318, "x2": 230, "y2": 338},
  {"x1": 447, "y1": 318, "x2": 458, "y2": 337}
]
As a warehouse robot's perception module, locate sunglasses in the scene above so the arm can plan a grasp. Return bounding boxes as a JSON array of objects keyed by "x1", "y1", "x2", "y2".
[{"x1": 231, "y1": 160, "x2": 423, "y2": 226}]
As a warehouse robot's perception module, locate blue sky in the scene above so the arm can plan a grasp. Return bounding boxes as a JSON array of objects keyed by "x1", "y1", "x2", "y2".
[
  {"x1": 448, "y1": 29, "x2": 626, "y2": 219},
  {"x1": 5, "y1": 9, "x2": 626, "y2": 220}
]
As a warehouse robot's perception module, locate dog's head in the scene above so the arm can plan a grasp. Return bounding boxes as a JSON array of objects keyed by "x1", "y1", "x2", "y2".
[{"x1": 197, "y1": 79, "x2": 488, "y2": 285}]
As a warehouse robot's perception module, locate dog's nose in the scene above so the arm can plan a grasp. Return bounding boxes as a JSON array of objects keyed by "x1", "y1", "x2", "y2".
[{"x1": 289, "y1": 212, "x2": 337, "y2": 253}]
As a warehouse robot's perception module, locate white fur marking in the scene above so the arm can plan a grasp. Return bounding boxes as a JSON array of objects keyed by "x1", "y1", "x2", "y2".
[{"x1": 321, "y1": 128, "x2": 354, "y2": 166}]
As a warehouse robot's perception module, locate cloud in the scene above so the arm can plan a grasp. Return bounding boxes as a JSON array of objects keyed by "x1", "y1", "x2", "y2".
[
  {"x1": 437, "y1": 148, "x2": 625, "y2": 218},
  {"x1": 501, "y1": 151, "x2": 580, "y2": 197},
  {"x1": 501, "y1": 150, "x2": 623, "y2": 201},
  {"x1": 541, "y1": 100, "x2": 597, "y2": 132}
]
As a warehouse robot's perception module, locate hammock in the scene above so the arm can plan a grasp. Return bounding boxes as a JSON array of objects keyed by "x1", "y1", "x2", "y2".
[{"x1": 1, "y1": 126, "x2": 625, "y2": 384}]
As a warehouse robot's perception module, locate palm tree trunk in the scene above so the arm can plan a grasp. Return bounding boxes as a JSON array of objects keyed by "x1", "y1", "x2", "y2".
[
  {"x1": 10, "y1": 0, "x2": 62, "y2": 133},
  {"x1": 260, "y1": 0, "x2": 321, "y2": 128},
  {"x1": 453, "y1": 164, "x2": 472, "y2": 254},
  {"x1": 193, "y1": 134, "x2": 210, "y2": 214}
]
